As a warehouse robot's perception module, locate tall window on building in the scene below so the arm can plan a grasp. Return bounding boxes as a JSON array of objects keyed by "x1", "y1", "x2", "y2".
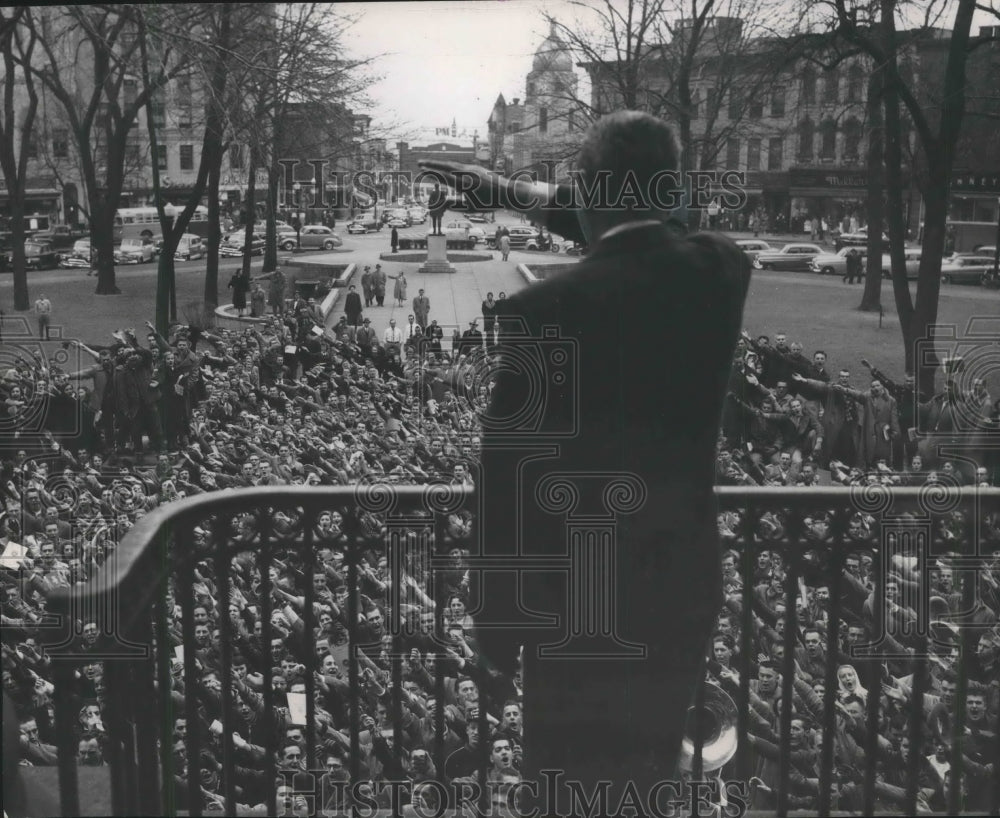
[
  {"x1": 843, "y1": 117, "x2": 861, "y2": 160},
  {"x1": 797, "y1": 118, "x2": 814, "y2": 160},
  {"x1": 157, "y1": 145, "x2": 168, "y2": 170},
  {"x1": 846, "y1": 65, "x2": 863, "y2": 103},
  {"x1": 819, "y1": 119, "x2": 837, "y2": 160},
  {"x1": 690, "y1": 88, "x2": 700, "y2": 119},
  {"x1": 26, "y1": 136, "x2": 38, "y2": 159},
  {"x1": 728, "y1": 90, "x2": 740, "y2": 121},
  {"x1": 726, "y1": 138, "x2": 740, "y2": 170},
  {"x1": 801, "y1": 69, "x2": 816, "y2": 105},
  {"x1": 771, "y1": 87, "x2": 785, "y2": 118},
  {"x1": 124, "y1": 78, "x2": 137, "y2": 108},
  {"x1": 747, "y1": 138, "x2": 761, "y2": 171},
  {"x1": 150, "y1": 102, "x2": 166, "y2": 128},
  {"x1": 748, "y1": 97, "x2": 763, "y2": 119},
  {"x1": 538, "y1": 107, "x2": 548, "y2": 134},
  {"x1": 176, "y1": 75, "x2": 192, "y2": 129},
  {"x1": 823, "y1": 70, "x2": 839, "y2": 104},
  {"x1": 52, "y1": 129, "x2": 69, "y2": 159},
  {"x1": 230, "y1": 144, "x2": 243, "y2": 169},
  {"x1": 767, "y1": 137, "x2": 783, "y2": 170},
  {"x1": 567, "y1": 110, "x2": 575, "y2": 132},
  {"x1": 180, "y1": 144, "x2": 194, "y2": 170}
]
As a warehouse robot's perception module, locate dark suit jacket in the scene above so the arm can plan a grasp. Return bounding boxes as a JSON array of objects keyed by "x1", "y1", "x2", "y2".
[{"x1": 477, "y1": 221, "x2": 750, "y2": 799}]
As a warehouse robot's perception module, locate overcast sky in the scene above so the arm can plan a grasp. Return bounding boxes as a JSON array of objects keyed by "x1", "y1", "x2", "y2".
[
  {"x1": 339, "y1": 0, "x2": 999, "y2": 144},
  {"x1": 341, "y1": 0, "x2": 575, "y2": 142}
]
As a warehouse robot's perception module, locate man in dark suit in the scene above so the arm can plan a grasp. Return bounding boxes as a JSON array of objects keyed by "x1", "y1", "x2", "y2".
[
  {"x1": 343, "y1": 285, "x2": 363, "y2": 327},
  {"x1": 420, "y1": 111, "x2": 750, "y2": 806}
]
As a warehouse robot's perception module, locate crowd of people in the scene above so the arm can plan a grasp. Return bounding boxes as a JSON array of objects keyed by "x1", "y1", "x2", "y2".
[
  {"x1": 711, "y1": 328, "x2": 1000, "y2": 813},
  {"x1": 0, "y1": 283, "x2": 521, "y2": 814},
  {"x1": 2, "y1": 308, "x2": 999, "y2": 814}
]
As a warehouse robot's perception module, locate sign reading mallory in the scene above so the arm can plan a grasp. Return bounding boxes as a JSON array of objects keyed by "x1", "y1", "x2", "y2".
[{"x1": 951, "y1": 172, "x2": 1000, "y2": 193}]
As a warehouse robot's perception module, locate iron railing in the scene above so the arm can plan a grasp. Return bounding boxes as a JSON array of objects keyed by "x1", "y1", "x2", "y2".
[{"x1": 27, "y1": 485, "x2": 1000, "y2": 816}]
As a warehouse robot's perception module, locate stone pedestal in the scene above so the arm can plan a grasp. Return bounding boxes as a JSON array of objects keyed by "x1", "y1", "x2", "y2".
[{"x1": 418, "y1": 234, "x2": 456, "y2": 274}]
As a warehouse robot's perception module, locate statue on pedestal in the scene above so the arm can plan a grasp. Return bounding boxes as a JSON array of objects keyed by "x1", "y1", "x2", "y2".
[{"x1": 428, "y1": 183, "x2": 448, "y2": 235}]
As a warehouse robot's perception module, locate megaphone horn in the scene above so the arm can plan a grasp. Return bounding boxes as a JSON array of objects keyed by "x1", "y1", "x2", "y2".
[{"x1": 679, "y1": 683, "x2": 739, "y2": 773}]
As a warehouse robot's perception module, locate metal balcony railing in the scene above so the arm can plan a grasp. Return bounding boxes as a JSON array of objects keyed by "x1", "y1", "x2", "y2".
[{"x1": 24, "y1": 485, "x2": 1000, "y2": 817}]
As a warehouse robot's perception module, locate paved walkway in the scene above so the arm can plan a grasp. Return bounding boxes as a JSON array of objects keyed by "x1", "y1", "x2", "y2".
[{"x1": 321, "y1": 249, "x2": 539, "y2": 337}]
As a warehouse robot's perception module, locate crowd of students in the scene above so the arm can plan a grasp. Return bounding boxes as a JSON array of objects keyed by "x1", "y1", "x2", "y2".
[{"x1": 2, "y1": 313, "x2": 999, "y2": 814}]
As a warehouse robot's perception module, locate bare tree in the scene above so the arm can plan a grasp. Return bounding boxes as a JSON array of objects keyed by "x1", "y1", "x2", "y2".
[
  {"x1": 0, "y1": 8, "x2": 39, "y2": 311},
  {"x1": 832, "y1": 0, "x2": 979, "y2": 390},
  {"x1": 15, "y1": 5, "x2": 200, "y2": 296},
  {"x1": 542, "y1": 0, "x2": 808, "y2": 188}
]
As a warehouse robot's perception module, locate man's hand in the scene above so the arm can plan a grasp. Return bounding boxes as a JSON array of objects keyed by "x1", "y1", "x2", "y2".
[
  {"x1": 791, "y1": 373, "x2": 805, "y2": 382},
  {"x1": 861, "y1": 358, "x2": 872, "y2": 370}
]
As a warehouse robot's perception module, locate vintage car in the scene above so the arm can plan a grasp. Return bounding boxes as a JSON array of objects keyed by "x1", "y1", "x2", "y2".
[
  {"x1": 114, "y1": 237, "x2": 157, "y2": 264},
  {"x1": 220, "y1": 233, "x2": 266, "y2": 257},
  {"x1": 834, "y1": 226, "x2": 890, "y2": 251},
  {"x1": 734, "y1": 239, "x2": 772, "y2": 263},
  {"x1": 18, "y1": 240, "x2": 62, "y2": 270},
  {"x1": 940, "y1": 254, "x2": 995, "y2": 285},
  {"x1": 752, "y1": 243, "x2": 825, "y2": 272},
  {"x1": 278, "y1": 225, "x2": 343, "y2": 251},
  {"x1": 808, "y1": 247, "x2": 867, "y2": 276}
]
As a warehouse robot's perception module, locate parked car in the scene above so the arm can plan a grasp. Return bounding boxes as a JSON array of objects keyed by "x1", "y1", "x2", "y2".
[
  {"x1": 734, "y1": 239, "x2": 772, "y2": 263},
  {"x1": 941, "y1": 254, "x2": 995, "y2": 284},
  {"x1": 115, "y1": 236, "x2": 157, "y2": 264},
  {"x1": 880, "y1": 248, "x2": 923, "y2": 280},
  {"x1": 439, "y1": 220, "x2": 486, "y2": 244},
  {"x1": 385, "y1": 209, "x2": 411, "y2": 226},
  {"x1": 808, "y1": 247, "x2": 866, "y2": 276},
  {"x1": 466, "y1": 213, "x2": 488, "y2": 223},
  {"x1": 59, "y1": 238, "x2": 94, "y2": 269},
  {"x1": 174, "y1": 233, "x2": 205, "y2": 261},
  {"x1": 753, "y1": 243, "x2": 824, "y2": 271},
  {"x1": 385, "y1": 217, "x2": 409, "y2": 229},
  {"x1": 407, "y1": 208, "x2": 427, "y2": 224},
  {"x1": 346, "y1": 214, "x2": 381, "y2": 234},
  {"x1": 220, "y1": 233, "x2": 265, "y2": 257},
  {"x1": 834, "y1": 226, "x2": 890, "y2": 251},
  {"x1": 16, "y1": 240, "x2": 62, "y2": 270},
  {"x1": 31, "y1": 224, "x2": 87, "y2": 249},
  {"x1": 278, "y1": 225, "x2": 343, "y2": 251},
  {"x1": 488, "y1": 225, "x2": 542, "y2": 250}
]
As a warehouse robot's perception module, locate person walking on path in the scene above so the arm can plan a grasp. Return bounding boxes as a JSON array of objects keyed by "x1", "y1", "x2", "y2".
[
  {"x1": 413, "y1": 289, "x2": 430, "y2": 328},
  {"x1": 373, "y1": 264, "x2": 387, "y2": 307},
  {"x1": 843, "y1": 249, "x2": 863, "y2": 284},
  {"x1": 361, "y1": 266, "x2": 374, "y2": 307},
  {"x1": 344, "y1": 285, "x2": 363, "y2": 327},
  {"x1": 391, "y1": 226, "x2": 399, "y2": 254},
  {"x1": 34, "y1": 294, "x2": 52, "y2": 340},
  {"x1": 499, "y1": 232, "x2": 511, "y2": 262},
  {"x1": 389, "y1": 271, "x2": 407, "y2": 307}
]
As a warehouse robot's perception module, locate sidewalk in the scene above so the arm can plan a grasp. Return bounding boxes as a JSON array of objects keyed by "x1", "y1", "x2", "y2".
[{"x1": 323, "y1": 248, "x2": 533, "y2": 337}]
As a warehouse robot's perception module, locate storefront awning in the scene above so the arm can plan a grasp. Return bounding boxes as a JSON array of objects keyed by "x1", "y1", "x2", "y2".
[{"x1": 789, "y1": 187, "x2": 867, "y2": 197}]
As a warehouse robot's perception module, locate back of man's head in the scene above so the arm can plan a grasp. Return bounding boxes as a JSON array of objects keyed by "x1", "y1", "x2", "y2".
[{"x1": 575, "y1": 111, "x2": 680, "y2": 237}]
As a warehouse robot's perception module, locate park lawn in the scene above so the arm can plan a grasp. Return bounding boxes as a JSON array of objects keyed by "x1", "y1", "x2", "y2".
[{"x1": 742, "y1": 271, "x2": 1000, "y2": 394}]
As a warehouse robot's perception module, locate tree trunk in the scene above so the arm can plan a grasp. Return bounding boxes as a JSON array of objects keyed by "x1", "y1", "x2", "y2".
[
  {"x1": 242, "y1": 152, "x2": 258, "y2": 279},
  {"x1": 859, "y1": 69, "x2": 884, "y2": 311},
  {"x1": 8, "y1": 198, "x2": 30, "y2": 310},
  {"x1": 264, "y1": 165, "x2": 279, "y2": 273},
  {"x1": 154, "y1": 245, "x2": 176, "y2": 336},
  {"x1": 91, "y1": 199, "x2": 120, "y2": 295},
  {"x1": 909, "y1": 171, "x2": 948, "y2": 394},
  {"x1": 881, "y1": 0, "x2": 910, "y2": 338},
  {"x1": 205, "y1": 161, "x2": 222, "y2": 308}
]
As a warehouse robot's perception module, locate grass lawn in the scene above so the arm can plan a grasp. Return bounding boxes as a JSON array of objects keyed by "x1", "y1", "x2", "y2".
[
  {"x1": 3, "y1": 261, "x2": 999, "y2": 397},
  {"x1": 743, "y1": 271, "x2": 1000, "y2": 393}
]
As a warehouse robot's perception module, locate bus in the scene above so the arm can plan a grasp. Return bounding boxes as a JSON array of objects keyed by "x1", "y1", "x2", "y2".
[{"x1": 114, "y1": 206, "x2": 209, "y2": 244}]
